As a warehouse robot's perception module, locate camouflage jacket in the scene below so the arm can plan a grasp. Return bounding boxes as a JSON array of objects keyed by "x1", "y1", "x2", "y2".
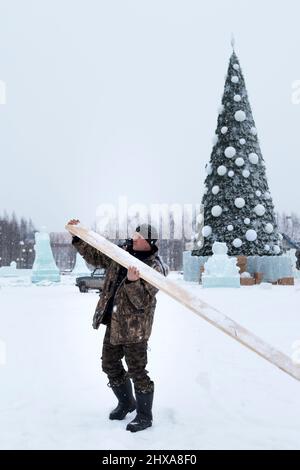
[{"x1": 72, "y1": 237, "x2": 168, "y2": 345}]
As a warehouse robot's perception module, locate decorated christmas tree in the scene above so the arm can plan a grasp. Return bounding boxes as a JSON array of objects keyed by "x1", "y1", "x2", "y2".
[{"x1": 192, "y1": 47, "x2": 282, "y2": 257}]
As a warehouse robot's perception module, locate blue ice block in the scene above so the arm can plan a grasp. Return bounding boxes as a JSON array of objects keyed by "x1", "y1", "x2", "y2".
[
  {"x1": 247, "y1": 255, "x2": 293, "y2": 282},
  {"x1": 31, "y1": 228, "x2": 60, "y2": 283},
  {"x1": 183, "y1": 251, "x2": 208, "y2": 282},
  {"x1": 202, "y1": 275, "x2": 240, "y2": 288}
]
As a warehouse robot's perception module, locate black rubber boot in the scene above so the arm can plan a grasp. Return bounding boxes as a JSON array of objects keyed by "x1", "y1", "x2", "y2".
[
  {"x1": 126, "y1": 389, "x2": 153, "y2": 432},
  {"x1": 109, "y1": 378, "x2": 136, "y2": 420}
]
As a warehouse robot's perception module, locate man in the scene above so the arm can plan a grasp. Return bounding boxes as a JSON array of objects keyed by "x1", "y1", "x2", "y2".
[{"x1": 68, "y1": 219, "x2": 168, "y2": 432}]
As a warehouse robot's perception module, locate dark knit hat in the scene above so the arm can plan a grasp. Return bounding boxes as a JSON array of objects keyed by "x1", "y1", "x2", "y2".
[{"x1": 135, "y1": 223, "x2": 159, "y2": 246}]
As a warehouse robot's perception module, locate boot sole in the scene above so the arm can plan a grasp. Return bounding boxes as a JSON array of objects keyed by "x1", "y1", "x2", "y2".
[{"x1": 126, "y1": 422, "x2": 152, "y2": 432}]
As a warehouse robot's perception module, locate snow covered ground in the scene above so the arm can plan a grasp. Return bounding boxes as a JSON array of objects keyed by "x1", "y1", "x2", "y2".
[{"x1": 1, "y1": 273, "x2": 300, "y2": 450}]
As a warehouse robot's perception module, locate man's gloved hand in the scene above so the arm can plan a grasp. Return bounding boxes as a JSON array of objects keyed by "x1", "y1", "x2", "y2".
[
  {"x1": 127, "y1": 266, "x2": 140, "y2": 281},
  {"x1": 92, "y1": 311, "x2": 101, "y2": 330}
]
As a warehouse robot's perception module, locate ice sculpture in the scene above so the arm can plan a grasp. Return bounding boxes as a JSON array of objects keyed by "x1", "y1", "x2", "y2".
[
  {"x1": 71, "y1": 252, "x2": 91, "y2": 277},
  {"x1": 0, "y1": 261, "x2": 18, "y2": 277},
  {"x1": 31, "y1": 227, "x2": 60, "y2": 283},
  {"x1": 202, "y1": 242, "x2": 240, "y2": 288}
]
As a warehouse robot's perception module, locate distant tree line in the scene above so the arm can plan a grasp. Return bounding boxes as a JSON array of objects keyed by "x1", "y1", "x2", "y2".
[
  {"x1": 0, "y1": 211, "x2": 36, "y2": 268},
  {"x1": 50, "y1": 232, "x2": 75, "y2": 271},
  {"x1": 68, "y1": 211, "x2": 300, "y2": 271},
  {"x1": 1, "y1": 210, "x2": 300, "y2": 271}
]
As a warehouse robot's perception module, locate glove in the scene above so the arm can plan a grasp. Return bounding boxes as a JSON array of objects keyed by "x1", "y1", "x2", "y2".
[{"x1": 72, "y1": 235, "x2": 81, "y2": 244}]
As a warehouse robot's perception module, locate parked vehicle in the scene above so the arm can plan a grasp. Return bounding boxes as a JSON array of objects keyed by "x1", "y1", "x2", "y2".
[{"x1": 75, "y1": 268, "x2": 106, "y2": 293}]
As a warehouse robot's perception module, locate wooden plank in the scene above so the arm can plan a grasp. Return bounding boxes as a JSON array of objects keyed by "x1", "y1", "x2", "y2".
[{"x1": 66, "y1": 224, "x2": 300, "y2": 382}]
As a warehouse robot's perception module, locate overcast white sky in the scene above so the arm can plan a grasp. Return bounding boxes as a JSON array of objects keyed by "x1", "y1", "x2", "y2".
[{"x1": 0, "y1": 0, "x2": 299, "y2": 232}]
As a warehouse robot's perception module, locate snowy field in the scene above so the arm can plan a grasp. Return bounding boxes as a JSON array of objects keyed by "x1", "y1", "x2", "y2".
[{"x1": 1, "y1": 273, "x2": 300, "y2": 450}]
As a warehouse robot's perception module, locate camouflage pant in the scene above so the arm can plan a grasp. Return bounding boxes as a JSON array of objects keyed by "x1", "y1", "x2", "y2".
[{"x1": 101, "y1": 325, "x2": 154, "y2": 393}]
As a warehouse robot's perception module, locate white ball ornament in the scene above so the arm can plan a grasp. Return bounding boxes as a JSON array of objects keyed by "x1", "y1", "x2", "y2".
[
  {"x1": 244, "y1": 218, "x2": 250, "y2": 225},
  {"x1": 235, "y1": 157, "x2": 245, "y2": 167},
  {"x1": 227, "y1": 225, "x2": 234, "y2": 232},
  {"x1": 224, "y1": 146, "x2": 236, "y2": 158},
  {"x1": 228, "y1": 171, "x2": 234, "y2": 177},
  {"x1": 239, "y1": 138, "x2": 246, "y2": 145},
  {"x1": 235, "y1": 197, "x2": 245, "y2": 209},
  {"x1": 221, "y1": 126, "x2": 228, "y2": 134},
  {"x1": 232, "y1": 238, "x2": 243, "y2": 248},
  {"x1": 255, "y1": 190, "x2": 262, "y2": 197},
  {"x1": 241, "y1": 271, "x2": 251, "y2": 278},
  {"x1": 234, "y1": 94, "x2": 241, "y2": 102},
  {"x1": 250, "y1": 127, "x2": 257, "y2": 135},
  {"x1": 235, "y1": 110, "x2": 246, "y2": 122},
  {"x1": 246, "y1": 229, "x2": 257, "y2": 242},
  {"x1": 273, "y1": 245, "x2": 280, "y2": 255},
  {"x1": 254, "y1": 204, "x2": 266, "y2": 216},
  {"x1": 278, "y1": 233, "x2": 283, "y2": 241},
  {"x1": 211, "y1": 205, "x2": 223, "y2": 217},
  {"x1": 202, "y1": 226, "x2": 212, "y2": 237},
  {"x1": 264, "y1": 192, "x2": 271, "y2": 200},
  {"x1": 203, "y1": 187, "x2": 208, "y2": 195},
  {"x1": 264, "y1": 223, "x2": 274, "y2": 234},
  {"x1": 264, "y1": 244, "x2": 270, "y2": 252},
  {"x1": 233, "y1": 64, "x2": 240, "y2": 70},
  {"x1": 249, "y1": 153, "x2": 259, "y2": 164},
  {"x1": 212, "y1": 185, "x2": 220, "y2": 195},
  {"x1": 231, "y1": 76, "x2": 239, "y2": 83},
  {"x1": 218, "y1": 105, "x2": 224, "y2": 114},
  {"x1": 242, "y1": 169, "x2": 250, "y2": 178},
  {"x1": 217, "y1": 165, "x2": 227, "y2": 176}
]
